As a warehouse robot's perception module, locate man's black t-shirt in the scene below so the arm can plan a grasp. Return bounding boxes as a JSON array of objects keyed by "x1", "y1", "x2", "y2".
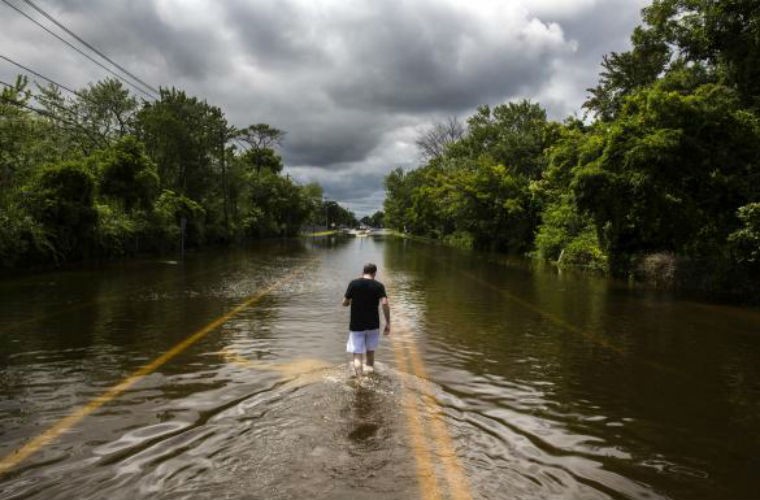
[{"x1": 345, "y1": 278, "x2": 387, "y2": 331}]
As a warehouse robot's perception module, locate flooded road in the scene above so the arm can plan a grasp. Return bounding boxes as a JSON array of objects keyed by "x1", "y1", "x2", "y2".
[{"x1": 1, "y1": 235, "x2": 760, "y2": 499}]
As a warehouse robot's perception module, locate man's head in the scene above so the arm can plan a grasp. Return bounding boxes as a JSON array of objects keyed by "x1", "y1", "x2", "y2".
[{"x1": 363, "y1": 263, "x2": 377, "y2": 276}]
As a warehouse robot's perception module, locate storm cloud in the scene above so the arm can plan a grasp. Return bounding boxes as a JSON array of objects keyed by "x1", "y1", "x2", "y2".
[{"x1": 0, "y1": 0, "x2": 649, "y2": 216}]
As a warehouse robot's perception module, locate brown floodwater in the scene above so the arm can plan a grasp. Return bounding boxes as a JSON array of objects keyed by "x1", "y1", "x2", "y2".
[{"x1": 1, "y1": 235, "x2": 759, "y2": 499}]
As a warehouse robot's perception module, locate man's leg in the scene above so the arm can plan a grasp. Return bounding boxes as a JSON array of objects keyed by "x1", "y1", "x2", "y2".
[
  {"x1": 347, "y1": 331, "x2": 365, "y2": 377},
  {"x1": 352, "y1": 353, "x2": 364, "y2": 377},
  {"x1": 364, "y1": 330, "x2": 380, "y2": 373}
]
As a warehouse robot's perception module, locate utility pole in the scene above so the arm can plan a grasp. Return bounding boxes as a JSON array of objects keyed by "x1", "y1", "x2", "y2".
[
  {"x1": 220, "y1": 127, "x2": 229, "y2": 233},
  {"x1": 180, "y1": 216, "x2": 187, "y2": 260}
]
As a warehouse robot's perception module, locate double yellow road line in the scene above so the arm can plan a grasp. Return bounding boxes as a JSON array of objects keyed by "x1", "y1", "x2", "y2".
[{"x1": 387, "y1": 286, "x2": 473, "y2": 500}]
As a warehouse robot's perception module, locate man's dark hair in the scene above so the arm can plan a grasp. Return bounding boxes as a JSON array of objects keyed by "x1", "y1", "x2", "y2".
[{"x1": 363, "y1": 263, "x2": 377, "y2": 275}]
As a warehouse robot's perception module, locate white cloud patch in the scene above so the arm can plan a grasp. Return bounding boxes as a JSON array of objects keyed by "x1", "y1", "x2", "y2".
[{"x1": 0, "y1": 0, "x2": 649, "y2": 216}]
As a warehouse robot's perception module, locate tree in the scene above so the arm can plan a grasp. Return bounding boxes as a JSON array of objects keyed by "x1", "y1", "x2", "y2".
[
  {"x1": 237, "y1": 123, "x2": 285, "y2": 150},
  {"x1": 243, "y1": 171, "x2": 314, "y2": 237},
  {"x1": 98, "y1": 135, "x2": 158, "y2": 212},
  {"x1": 73, "y1": 78, "x2": 139, "y2": 143},
  {"x1": 25, "y1": 160, "x2": 97, "y2": 261},
  {"x1": 446, "y1": 158, "x2": 534, "y2": 252},
  {"x1": 534, "y1": 123, "x2": 607, "y2": 268},
  {"x1": 1, "y1": 76, "x2": 36, "y2": 190},
  {"x1": 450, "y1": 100, "x2": 559, "y2": 180},
  {"x1": 573, "y1": 82, "x2": 760, "y2": 267},
  {"x1": 236, "y1": 124, "x2": 286, "y2": 177},
  {"x1": 728, "y1": 203, "x2": 760, "y2": 264},
  {"x1": 584, "y1": 27, "x2": 672, "y2": 120},
  {"x1": 359, "y1": 212, "x2": 385, "y2": 227},
  {"x1": 1, "y1": 76, "x2": 326, "y2": 267},
  {"x1": 322, "y1": 200, "x2": 357, "y2": 228},
  {"x1": 137, "y1": 88, "x2": 227, "y2": 201},
  {"x1": 384, "y1": 167, "x2": 430, "y2": 233},
  {"x1": 240, "y1": 147, "x2": 283, "y2": 175},
  {"x1": 415, "y1": 117, "x2": 465, "y2": 161}
]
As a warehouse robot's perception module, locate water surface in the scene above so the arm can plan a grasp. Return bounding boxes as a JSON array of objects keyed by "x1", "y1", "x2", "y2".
[{"x1": 1, "y1": 236, "x2": 759, "y2": 499}]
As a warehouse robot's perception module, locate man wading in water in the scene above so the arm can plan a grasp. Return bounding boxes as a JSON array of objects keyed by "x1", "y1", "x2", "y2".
[{"x1": 342, "y1": 263, "x2": 391, "y2": 377}]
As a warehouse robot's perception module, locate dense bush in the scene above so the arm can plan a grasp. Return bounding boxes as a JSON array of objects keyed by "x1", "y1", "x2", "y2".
[{"x1": 25, "y1": 161, "x2": 97, "y2": 262}]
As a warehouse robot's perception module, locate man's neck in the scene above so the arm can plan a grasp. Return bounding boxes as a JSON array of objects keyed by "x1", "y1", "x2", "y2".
[{"x1": 361, "y1": 274, "x2": 375, "y2": 279}]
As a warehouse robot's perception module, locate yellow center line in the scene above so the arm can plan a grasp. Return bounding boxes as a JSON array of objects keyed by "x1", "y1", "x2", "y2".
[
  {"x1": 394, "y1": 313, "x2": 473, "y2": 500},
  {"x1": 0, "y1": 258, "x2": 316, "y2": 475},
  {"x1": 386, "y1": 275, "x2": 473, "y2": 500},
  {"x1": 390, "y1": 338, "x2": 442, "y2": 500}
]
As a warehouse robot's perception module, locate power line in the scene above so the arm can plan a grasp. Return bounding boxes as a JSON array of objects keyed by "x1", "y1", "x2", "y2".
[
  {"x1": 0, "y1": 93, "x2": 108, "y2": 146},
  {"x1": 1, "y1": 92, "x2": 98, "y2": 136},
  {"x1": 0, "y1": 0, "x2": 157, "y2": 100},
  {"x1": 0, "y1": 53, "x2": 145, "y2": 120},
  {"x1": 21, "y1": 0, "x2": 160, "y2": 96},
  {"x1": 234, "y1": 139, "x2": 250, "y2": 152},
  {"x1": 0, "y1": 54, "x2": 78, "y2": 96},
  {"x1": 1, "y1": 74, "x2": 124, "y2": 146},
  {"x1": 1, "y1": 84, "x2": 80, "y2": 130}
]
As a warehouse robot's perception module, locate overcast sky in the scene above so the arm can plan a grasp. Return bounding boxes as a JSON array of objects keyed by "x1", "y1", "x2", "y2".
[{"x1": 1, "y1": 0, "x2": 649, "y2": 216}]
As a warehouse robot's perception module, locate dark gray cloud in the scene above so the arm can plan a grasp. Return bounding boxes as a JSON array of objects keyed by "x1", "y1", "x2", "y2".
[{"x1": 0, "y1": 0, "x2": 649, "y2": 216}]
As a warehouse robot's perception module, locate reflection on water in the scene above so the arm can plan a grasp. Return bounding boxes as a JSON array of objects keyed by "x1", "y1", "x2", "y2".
[{"x1": 1, "y1": 236, "x2": 760, "y2": 499}]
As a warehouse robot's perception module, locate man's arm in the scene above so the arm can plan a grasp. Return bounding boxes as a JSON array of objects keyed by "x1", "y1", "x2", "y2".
[
  {"x1": 342, "y1": 281, "x2": 353, "y2": 307},
  {"x1": 381, "y1": 297, "x2": 391, "y2": 334}
]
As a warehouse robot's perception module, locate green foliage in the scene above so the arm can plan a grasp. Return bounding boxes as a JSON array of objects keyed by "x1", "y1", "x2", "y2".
[
  {"x1": 450, "y1": 100, "x2": 559, "y2": 179},
  {"x1": 0, "y1": 201, "x2": 51, "y2": 267},
  {"x1": 584, "y1": 27, "x2": 672, "y2": 120},
  {"x1": 380, "y1": 1, "x2": 760, "y2": 300},
  {"x1": 243, "y1": 171, "x2": 314, "y2": 237},
  {"x1": 360, "y1": 211, "x2": 385, "y2": 227},
  {"x1": 384, "y1": 100, "x2": 557, "y2": 252},
  {"x1": 561, "y1": 230, "x2": 608, "y2": 270},
  {"x1": 237, "y1": 123, "x2": 285, "y2": 150},
  {"x1": 446, "y1": 158, "x2": 534, "y2": 252},
  {"x1": 321, "y1": 200, "x2": 358, "y2": 228},
  {"x1": 1, "y1": 76, "x2": 61, "y2": 189},
  {"x1": 76, "y1": 79, "x2": 139, "y2": 140},
  {"x1": 97, "y1": 136, "x2": 159, "y2": 211},
  {"x1": 642, "y1": 0, "x2": 760, "y2": 107},
  {"x1": 240, "y1": 148, "x2": 283, "y2": 175},
  {"x1": 137, "y1": 88, "x2": 227, "y2": 200},
  {"x1": 1, "y1": 77, "x2": 322, "y2": 268},
  {"x1": 26, "y1": 161, "x2": 97, "y2": 261},
  {"x1": 442, "y1": 231, "x2": 474, "y2": 250},
  {"x1": 728, "y1": 203, "x2": 760, "y2": 264},
  {"x1": 384, "y1": 167, "x2": 417, "y2": 233},
  {"x1": 573, "y1": 83, "x2": 760, "y2": 263},
  {"x1": 154, "y1": 189, "x2": 207, "y2": 246},
  {"x1": 532, "y1": 123, "x2": 608, "y2": 270},
  {"x1": 93, "y1": 203, "x2": 141, "y2": 257}
]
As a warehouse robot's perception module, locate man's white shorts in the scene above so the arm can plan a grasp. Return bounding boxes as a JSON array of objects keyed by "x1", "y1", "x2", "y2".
[{"x1": 346, "y1": 329, "x2": 380, "y2": 354}]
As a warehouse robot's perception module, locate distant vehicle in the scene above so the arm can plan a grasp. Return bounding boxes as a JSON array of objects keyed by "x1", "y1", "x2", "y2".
[{"x1": 348, "y1": 227, "x2": 373, "y2": 237}]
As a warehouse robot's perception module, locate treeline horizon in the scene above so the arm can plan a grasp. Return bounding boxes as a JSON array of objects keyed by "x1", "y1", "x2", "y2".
[
  {"x1": 383, "y1": 0, "x2": 760, "y2": 300},
  {"x1": 0, "y1": 79, "x2": 360, "y2": 269}
]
